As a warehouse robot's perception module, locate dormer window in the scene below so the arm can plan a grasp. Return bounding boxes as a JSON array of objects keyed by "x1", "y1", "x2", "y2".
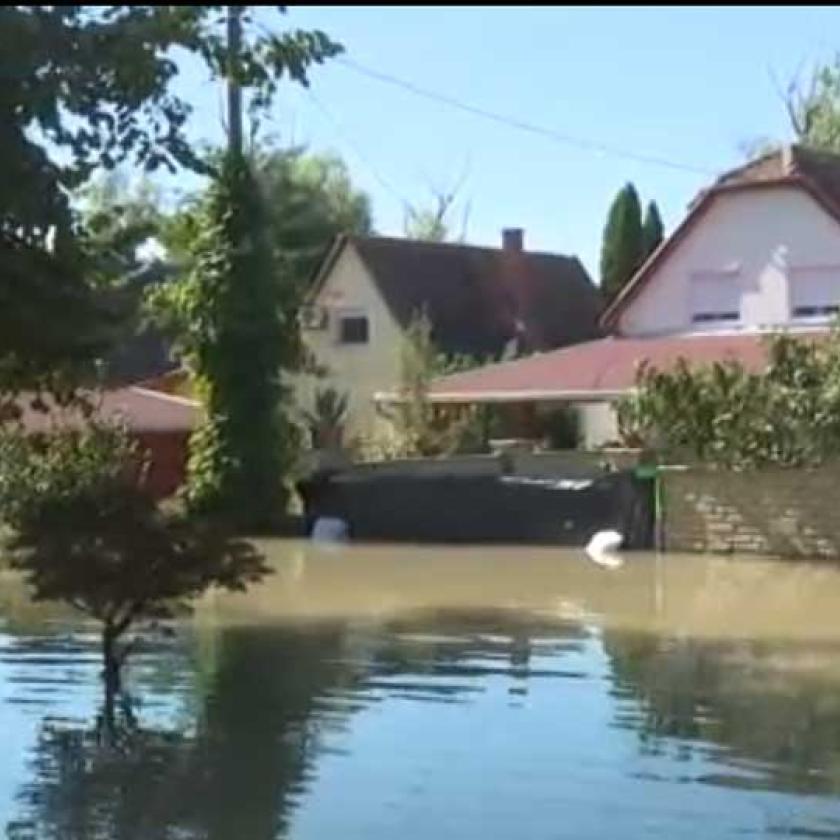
[
  {"x1": 789, "y1": 267, "x2": 840, "y2": 321},
  {"x1": 690, "y1": 270, "x2": 740, "y2": 326}
]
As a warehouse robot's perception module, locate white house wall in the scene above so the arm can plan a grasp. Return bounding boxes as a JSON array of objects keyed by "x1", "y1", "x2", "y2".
[
  {"x1": 619, "y1": 186, "x2": 840, "y2": 336},
  {"x1": 298, "y1": 244, "x2": 404, "y2": 440}
]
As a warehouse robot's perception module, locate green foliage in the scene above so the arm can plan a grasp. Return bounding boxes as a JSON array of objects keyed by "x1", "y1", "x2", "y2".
[
  {"x1": 617, "y1": 328, "x2": 840, "y2": 468},
  {"x1": 377, "y1": 312, "x2": 485, "y2": 458},
  {"x1": 785, "y1": 57, "x2": 840, "y2": 152},
  {"x1": 1, "y1": 6, "x2": 340, "y2": 400},
  {"x1": 257, "y1": 147, "x2": 373, "y2": 286},
  {"x1": 151, "y1": 153, "x2": 300, "y2": 529},
  {"x1": 303, "y1": 387, "x2": 349, "y2": 449},
  {"x1": 161, "y1": 145, "x2": 372, "y2": 290},
  {"x1": 0, "y1": 421, "x2": 268, "y2": 685},
  {"x1": 641, "y1": 200, "x2": 664, "y2": 261},
  {"x1": 600, "y1": 183, "x2": 643, "y2": 300}
]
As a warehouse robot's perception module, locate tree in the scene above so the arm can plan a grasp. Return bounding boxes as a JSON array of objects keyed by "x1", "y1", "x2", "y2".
[
  {"x1": 0, "y1": 420, "x2": 269, "y2": 695},
  {"x1": 782, "y1": 57, "x2": 840, "y2": 152},
  {"x1": 599, "y1": 183, "x2": 643, "y2": 300},
  {"x1": 641, "y1": 200, "x2": 664, "y2": 261},
  {"x1": 258, "y1": 147, "x2": 373, "y2": 286},
  {"x1": 163, "y1": 146, "x2": 373, "y2": 290},
  {"x1": 152, "y1": 153, "x2": 303, "y2": 528},
  {"x1": 404, "y1": 182, "x2": 470, "y2": 243},
  {"x1": 1, "y1": 6, "x2": 340, "y2": 399},
  {"x1": 378, "y1": 312, "x2": 482, "y2": 457}
]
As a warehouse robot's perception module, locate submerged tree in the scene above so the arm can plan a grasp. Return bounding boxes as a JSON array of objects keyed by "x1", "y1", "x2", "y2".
[{"x1": 0, "y1": 421, "x2": 269, "y2": 694}]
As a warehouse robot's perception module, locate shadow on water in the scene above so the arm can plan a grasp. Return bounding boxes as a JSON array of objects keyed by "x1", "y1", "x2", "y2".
[{"x1": 6, "y1": 546, "x2": 840, "y2": 838}]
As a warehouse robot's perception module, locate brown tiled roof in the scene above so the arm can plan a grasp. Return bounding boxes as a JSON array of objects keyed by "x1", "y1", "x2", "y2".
[
  {"x1": 601, "y1": 145, "x2": 840, "y2": 330},
  {"x1": 315, "y1": 235, "x2": 603, "y2": 358},
  {"x1": 17, "y1": 387, "x2": 200, "y2": 434},
  {"x1": 426, "y1": 330, "x2": 828, "y2": 402}
]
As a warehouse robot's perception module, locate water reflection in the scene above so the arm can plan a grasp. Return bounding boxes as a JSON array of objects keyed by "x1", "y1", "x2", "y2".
[{"x1": 4, "y1": 545, "x2": 840, "y2": 838}]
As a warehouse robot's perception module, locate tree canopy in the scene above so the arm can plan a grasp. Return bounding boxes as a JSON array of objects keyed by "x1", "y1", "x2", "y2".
[
  {"x1": 0, "y1": 420, "x2": 269, "y2": 690},
  {"x1": 1, "y1": 6, "x2": 340, "y2": 396},
  {"x1": 599, "y1": 183, "x2": 643, "y2": 300},
  {"x1": 641, "y1": 200, "x2": 664, "y2": 261}
]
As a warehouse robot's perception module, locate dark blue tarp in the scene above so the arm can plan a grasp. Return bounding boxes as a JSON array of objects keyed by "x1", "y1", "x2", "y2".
[{"x1": 299, "y1": 464, "x2": 654, "y2": 547}]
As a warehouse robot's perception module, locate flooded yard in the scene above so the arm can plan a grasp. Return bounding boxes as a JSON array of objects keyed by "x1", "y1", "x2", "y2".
[{"x1": 3, "y1": 543, "x2": 840, "y2": 838}]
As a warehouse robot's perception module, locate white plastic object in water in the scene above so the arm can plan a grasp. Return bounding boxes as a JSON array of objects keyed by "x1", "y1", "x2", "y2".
[
  {"x1": 585, "y1": 529, "x2": 624, "y2": 569},
  {"x1": 311, "y1": 516, "x2": 349, "y2": 544}
]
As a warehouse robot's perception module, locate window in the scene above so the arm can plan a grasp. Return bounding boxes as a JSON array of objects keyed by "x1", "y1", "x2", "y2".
[
  {"x1": 338, "y1": 314, "x2": 369, "y2": 344},
  {"x1": 789, "y1": 267, "x2": 840, "y2": 320},
  {"x1": 689, "y1": 271, "x2": 740, "y2": 325}
]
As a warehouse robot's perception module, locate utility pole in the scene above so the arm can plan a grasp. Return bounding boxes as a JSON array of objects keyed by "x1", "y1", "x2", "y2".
[{"x1": 227, "y1": 5, "x2": 243, "y2": 157}]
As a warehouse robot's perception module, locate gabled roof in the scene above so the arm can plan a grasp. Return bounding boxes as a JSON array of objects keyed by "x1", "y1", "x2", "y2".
[
  {"x1": 601, "y1": 145, "x2": 840, "y2": 331},
  {"x1": 310, "y1": 234, "x2": 603, "y2": 358},
  {"x1": 424, "y1": 330, "x2": 829, "y2": 403}
]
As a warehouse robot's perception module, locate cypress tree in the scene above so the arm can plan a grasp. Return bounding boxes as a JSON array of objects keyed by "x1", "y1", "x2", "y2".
[
  {"x1": 642, "y1": 200, "x2": 665, "y2": 261},
  {"x1": 599, "y1": 183, "x2": 643, "y2": 300}
]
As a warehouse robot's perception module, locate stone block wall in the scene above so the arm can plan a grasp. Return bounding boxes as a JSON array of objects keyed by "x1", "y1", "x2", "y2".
[{"x1": 663, "y1": 465, "x2": 840, "y2": 558}]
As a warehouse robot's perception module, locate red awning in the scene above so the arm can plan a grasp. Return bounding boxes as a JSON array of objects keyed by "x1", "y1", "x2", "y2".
[{"x1": 426, "y1": 331, "x2": 826, "y2": 403}]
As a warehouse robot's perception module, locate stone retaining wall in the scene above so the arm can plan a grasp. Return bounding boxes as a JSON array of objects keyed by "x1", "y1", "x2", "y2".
[{"x1": 663, "y1": 465, "x2": 840, "y2": 558}]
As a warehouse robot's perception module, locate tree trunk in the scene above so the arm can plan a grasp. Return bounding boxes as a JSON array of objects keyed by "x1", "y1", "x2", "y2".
[
  {"x1": 101, "y1": 623, "x2": 122, "y2": 696},
  {"x1": 227, "y1": 5, "x2": 243, "y2": 157}
]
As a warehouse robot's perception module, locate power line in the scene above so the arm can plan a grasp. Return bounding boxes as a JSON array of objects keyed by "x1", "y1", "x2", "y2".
[
  {"x1": 305, "y1": 88, "x2": 414, "y2": 213},
  {"x1": 338, "y1": 57, "x2": 716, "y2": 177}
]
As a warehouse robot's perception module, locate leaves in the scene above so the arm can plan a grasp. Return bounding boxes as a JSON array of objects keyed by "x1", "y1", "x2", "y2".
[
  {"x1": 617, "y1": 326, "x2": 840, "y2": 468},
  {"x1": 0, "y1": 420, "x2": 269, "y2": 639},
  {"x1": 600, "y1": 183, "x2": 643, "y2": 300}
]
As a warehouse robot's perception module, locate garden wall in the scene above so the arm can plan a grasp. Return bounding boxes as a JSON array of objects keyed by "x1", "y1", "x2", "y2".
[{"x1": 663, "y1": 465, "x2": 840, "y2": 558}]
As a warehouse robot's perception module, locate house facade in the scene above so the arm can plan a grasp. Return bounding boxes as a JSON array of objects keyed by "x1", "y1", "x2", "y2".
[
  {"x1": 430, "y1": 145, "x2": 840, "y2": 447},
  {"x1": 299, "y1": 229, "x2": 602, "y2": 443}
]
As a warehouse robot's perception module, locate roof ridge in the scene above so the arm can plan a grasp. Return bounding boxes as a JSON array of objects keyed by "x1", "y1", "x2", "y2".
[{"x1": 348, "y1": 233, "x2": 578, "y2": 262}]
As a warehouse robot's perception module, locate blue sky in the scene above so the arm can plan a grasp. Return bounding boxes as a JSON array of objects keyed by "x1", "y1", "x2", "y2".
[{"x1": 162, "y1": 5, "x2": 840, "y2": 279}]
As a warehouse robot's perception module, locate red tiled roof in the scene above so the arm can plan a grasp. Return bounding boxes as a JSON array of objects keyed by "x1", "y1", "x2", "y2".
[
  {"x1": 426, "y1": 331, "x2": 827, "y2": 403},
  {"x1": 18, "y1": 387, "x2": 201, "y2": 434}
]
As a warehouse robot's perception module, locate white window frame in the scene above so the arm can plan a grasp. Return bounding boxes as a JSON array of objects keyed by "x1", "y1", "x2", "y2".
[
  {"x1": 334, "y1": 307, "x2": 370, "y2": 346},
  {"x1": 788, "y1": 264, "x2": 840, "y2": 324},
  {"x1": 688, "y1": 268, "x2": 741, "y2": 328}
]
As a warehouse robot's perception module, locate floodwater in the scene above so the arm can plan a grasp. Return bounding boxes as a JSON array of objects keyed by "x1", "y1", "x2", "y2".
[{"x1": 4, "y1": 544, "x2": 840, "y2": 838}]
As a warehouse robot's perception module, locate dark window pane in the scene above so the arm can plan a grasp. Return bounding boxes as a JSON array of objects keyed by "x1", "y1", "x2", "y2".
[
  {"x1": 340, "y1": 316, "x2": 369, "y2": 344},
  {"x1": 793, "y1": 304, "x2": 839, "y2": 318},
  {"x1": 691, "y1": 311, "x2": 739, "y2": 323}
]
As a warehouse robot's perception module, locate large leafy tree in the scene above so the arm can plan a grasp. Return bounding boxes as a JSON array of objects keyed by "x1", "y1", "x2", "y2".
[
  {"x1": 599, "y1": 183, "x2": 643, "y2": 301},
  {"x1": 163, "y1": 145, "x2": 373, "y2": 292},
  {"x1": 0, "y1": 5, "x2": 340, "y2": 396}
]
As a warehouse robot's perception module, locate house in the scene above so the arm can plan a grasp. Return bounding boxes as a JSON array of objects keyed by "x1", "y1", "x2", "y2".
[
  {"x1": 428, "y1": 145, "x2": 840, "y2": 448},
  {"x1": 299, "y1": 229, "x2": 602, "y2": 440},
  {"x1": 18, "y1": 387, "x2": 201, "y2": 499}
]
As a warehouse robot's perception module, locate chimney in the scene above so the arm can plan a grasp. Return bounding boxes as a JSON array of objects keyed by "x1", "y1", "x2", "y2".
[{"x1": 502, "y1": 227, "x2": 524, "y2": 253}]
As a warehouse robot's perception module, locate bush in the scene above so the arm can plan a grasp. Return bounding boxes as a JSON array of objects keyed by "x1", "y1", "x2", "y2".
[{"x1": 617, "y1": 328, "x2": 840, "y2": 468}]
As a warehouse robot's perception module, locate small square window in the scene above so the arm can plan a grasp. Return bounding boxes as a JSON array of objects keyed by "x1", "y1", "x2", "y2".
[{"x1": 339, "y1": 315, "x2": 369, "y2": 344}]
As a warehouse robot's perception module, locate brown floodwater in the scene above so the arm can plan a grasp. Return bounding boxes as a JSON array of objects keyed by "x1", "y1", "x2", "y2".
[{"x1": 3, "y1": 542, "x2": 840, "y2": 838}]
